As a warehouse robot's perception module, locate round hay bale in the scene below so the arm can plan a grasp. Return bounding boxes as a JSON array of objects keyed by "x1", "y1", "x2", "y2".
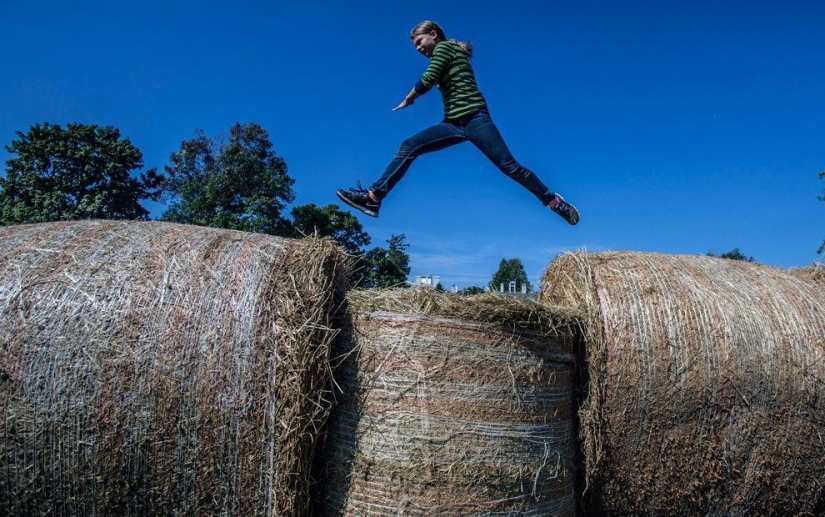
[
  {"x1": 0, "y1": 220, "x2": 350, "y2": 516},
  {"x1": 320, "y1": 289, "x2": 579, "y2": 516},
  {"x1": 539, "y1": 251, "x2": 825, "y2": 516}
]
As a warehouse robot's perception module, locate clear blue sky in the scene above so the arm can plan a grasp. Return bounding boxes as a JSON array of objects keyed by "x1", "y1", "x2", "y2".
[{"x1": 2, "y1": 0, "x2": 823, "y2": 288}]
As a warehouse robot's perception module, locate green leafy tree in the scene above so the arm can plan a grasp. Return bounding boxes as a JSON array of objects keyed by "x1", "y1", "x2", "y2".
[
  {"x1": 819, "y1": 171, "x2": 824, "y2": 254},
  {"x1": 161, "y1": 123, "x2": 294, "y2": 235},
  {"x1": 707, "y1": 248, "x2": 755, "y2": 262},
  {"x1": 290, "y1": 203, "x2": 371, "y2": 254},
  {"x1": 489, "y1": 258, "x2": 532, "y2": 293},
  {"x1": 0, "y1": 122, "x2": 161, "y2": 224},
  {"x1": 460, "y1": 286, "x2": 486, "y2": 295},
  {"x1": 360, "y1": 234, "x2": 411, "y2": 288}
]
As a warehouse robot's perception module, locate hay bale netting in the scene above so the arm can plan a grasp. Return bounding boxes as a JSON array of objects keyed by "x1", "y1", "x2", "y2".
[
  {"x1": 0, "y1": 220, "x2": 350, "y2": 516},
  {"x1": 320, "y1": 289, "x2": 579, "y2": 516},
  {"x1": 540, "y1": 251, "x2": 825, "y2": 516}
]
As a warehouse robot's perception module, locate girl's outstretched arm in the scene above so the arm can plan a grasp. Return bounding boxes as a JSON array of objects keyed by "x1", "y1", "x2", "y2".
[{"x1": 394, "y1": 42, "x2": 453, "y2": 112}]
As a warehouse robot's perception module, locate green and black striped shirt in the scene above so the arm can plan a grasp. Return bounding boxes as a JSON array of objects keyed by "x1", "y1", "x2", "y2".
[{"x1": 414, "y1": 40, "x2": 487, "y2": 120}]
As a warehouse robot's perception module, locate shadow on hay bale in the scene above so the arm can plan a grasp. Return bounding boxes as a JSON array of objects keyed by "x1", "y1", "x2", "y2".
[
  {"x1": 0, "y1": 220, "x2": 350, "y2": 516},
  {"x1": 319, "y1": 289, "x2": 579, "y2": 516},
  {"x1": 540, "y1": 251, "x2": 825, "y2": 516}
]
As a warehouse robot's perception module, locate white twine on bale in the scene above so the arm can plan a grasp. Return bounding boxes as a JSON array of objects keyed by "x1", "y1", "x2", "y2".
[{"x1": 533, "y1": 442, "x2": 562, "y2": 499}]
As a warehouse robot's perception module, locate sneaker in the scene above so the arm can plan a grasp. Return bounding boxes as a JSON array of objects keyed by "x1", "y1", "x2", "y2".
[
  {"x1": 336, "y1": 182, "x2": 381, "y2": 218},
  {"x1": 549, "y1": 194, "x2": 579, "y2": 225}
]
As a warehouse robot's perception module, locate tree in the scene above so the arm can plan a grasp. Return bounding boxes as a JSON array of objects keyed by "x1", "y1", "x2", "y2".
[
  {"x1": 160, "y1": 123, "x2": 294, "y2": 235},
  {"x1": 819, "y1": 171, "x2": 824, "y2": 254},
  {"x1": 360, "y1": 234, "x2": 411, "y2": 288},
  {"x1": 0, "y1": 122, "x2": 161, "y2": 225},
  {"x1": 289, "y1": 203, "x2": 371, "y2": 255},
  {"x1": 460, "y1": 286, "x2": 486, "y2": 295},
  {"x1": 707, "y1": 248, "x2": 755, "y2": 262},
  {"x1": 489, "y1": 258, "x2": 532, "y2": 293}
]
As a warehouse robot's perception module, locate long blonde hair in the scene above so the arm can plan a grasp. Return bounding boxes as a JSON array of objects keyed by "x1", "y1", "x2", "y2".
[{"x1": 410, "y1": 20, "x2": 473, "y2": 58}]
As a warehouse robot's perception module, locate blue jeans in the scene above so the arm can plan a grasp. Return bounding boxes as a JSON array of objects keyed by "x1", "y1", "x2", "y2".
[{"x1": 369, "y1": 109, "x2": 555, "y2": 206}]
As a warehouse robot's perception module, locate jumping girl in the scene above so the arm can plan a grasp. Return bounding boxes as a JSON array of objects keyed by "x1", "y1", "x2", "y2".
[{"x1": 337, "y1": 20, "x2": 579, "y2": 225}]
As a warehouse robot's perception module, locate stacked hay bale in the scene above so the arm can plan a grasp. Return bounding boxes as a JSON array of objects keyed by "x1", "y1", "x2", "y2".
[
  {"x1": 0, "y1": 220, "x2": 349, "y2": 516},
  {"x1": 321, "y1": 289, "x2": 579, "y2": 516},
  {"x1": 540, "y1": 252, "x2": 825, "y2": 516}
]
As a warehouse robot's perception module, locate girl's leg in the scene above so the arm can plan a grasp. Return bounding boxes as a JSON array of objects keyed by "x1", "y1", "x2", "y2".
[
  {"x1": 464, "y1": 110, "x2": 555, "y2": 206},
  {"x1": 369, "y1": 122, "x2": 465, "y2": 201}
]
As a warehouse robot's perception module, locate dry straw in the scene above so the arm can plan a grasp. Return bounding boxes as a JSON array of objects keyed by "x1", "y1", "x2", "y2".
[
  {"x1": 791, "y1": 263, "x2": 825, "y2": 284},
  {"x1": 0, "y1": 220, "x2": 350, "y2": 516},
  {"x1": 319, "y1": 289, "x2": 579, "y2": 516},
  {"x1": 540, "y1": 251, "x2": 825, "y2": 516}
]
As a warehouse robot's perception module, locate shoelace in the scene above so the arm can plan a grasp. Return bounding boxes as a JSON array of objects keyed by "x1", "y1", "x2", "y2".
[{"x1": 349, "y1": 181, "x2": 368, "y2": 195}]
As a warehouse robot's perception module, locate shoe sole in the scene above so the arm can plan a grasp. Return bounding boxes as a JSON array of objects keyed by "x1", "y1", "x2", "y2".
[
  {"x1": 566, "y1": 207, "x2": 580, "y2": 225},
  {"x1": 336, "y1": 189, "x2": 379, "y2": 218}
]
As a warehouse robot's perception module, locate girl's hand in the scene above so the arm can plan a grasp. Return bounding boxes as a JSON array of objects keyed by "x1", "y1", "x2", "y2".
[
  {"x1": 392, "y1": 98, "x2": 415, "y2": 112},
  {"x1": 393, "y1": 87, "x2": 421, "y2": 112}
]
